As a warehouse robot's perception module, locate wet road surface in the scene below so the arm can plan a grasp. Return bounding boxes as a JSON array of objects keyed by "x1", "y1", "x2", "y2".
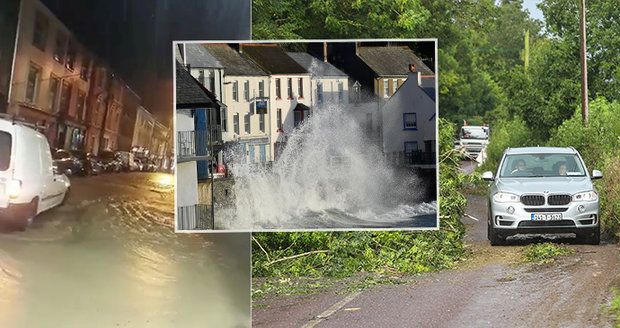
[
  {"x1": 0, "y1": 173, "x2": 250, "y2": 328},
  {"x1": 253, "y1": 194, "x2": 620, "y2": 328}
]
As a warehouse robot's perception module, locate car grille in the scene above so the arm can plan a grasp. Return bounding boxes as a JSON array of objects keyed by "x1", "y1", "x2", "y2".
[
  {"x1": 548, "y1": 194, "x2": 571, "y2": 205},
  {"x1": 523, "y1": 207, "x2": 569, "y2": 213},
  {"x1": 518, "y1": 220, "x2": 575, "y2": 227},
  {"x1": 521, "y1": 195, "x2": 545, "y2": 206}
]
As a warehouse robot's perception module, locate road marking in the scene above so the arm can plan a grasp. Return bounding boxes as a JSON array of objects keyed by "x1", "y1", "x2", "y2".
[
  {"x1": 464, "y1": 213, "x2": 479, "y2": 221},
  {"x1": 301, "y1": 291, "x2": 362, "y2": 328}
]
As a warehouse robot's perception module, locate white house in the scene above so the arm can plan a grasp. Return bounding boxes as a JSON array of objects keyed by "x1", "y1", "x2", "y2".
[
  {"x1": 242, "y1": 45, "x2": 312, "y2": 160},
  {"x1": 203, "y1": 44, "x2": 272, "y2": 163},
  {"x1": 286, "y1": 52, "x2": 349, "y2": 110},
  {"x1": 381, "y1": 70, "x2": 436, "y2": 168}
]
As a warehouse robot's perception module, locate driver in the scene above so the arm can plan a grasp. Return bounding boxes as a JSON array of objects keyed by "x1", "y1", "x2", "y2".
[
  {"x1": 511, "y1": 159, "x2": 527, "y2": 175},
  {"x1": 557, "y1": 161, "x2": 567, "y2": 176}
]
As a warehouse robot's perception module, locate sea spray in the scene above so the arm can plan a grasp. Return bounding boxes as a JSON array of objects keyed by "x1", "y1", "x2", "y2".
[{"x1": 217, "y1": 103, "x2": 436, "y2": 229}]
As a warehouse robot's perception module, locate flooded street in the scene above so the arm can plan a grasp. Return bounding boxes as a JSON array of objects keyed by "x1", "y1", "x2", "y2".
[{"x1": 0, "y1": 173, "x2": 250, "y2": 328}]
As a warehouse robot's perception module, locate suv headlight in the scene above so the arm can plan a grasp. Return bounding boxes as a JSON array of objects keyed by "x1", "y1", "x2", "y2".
[
  {"x1": 493, "y1": 192, "x2": 519, "y2": 203},
  {"x1": 572, "y1": 191, "x2": 598, "y2": 202}
]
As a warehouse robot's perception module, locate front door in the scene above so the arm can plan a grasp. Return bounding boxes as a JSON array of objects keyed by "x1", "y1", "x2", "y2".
[
  {"x1": 248, "y1": 144, "x2": 255, "y2": 163},
  {"x1": 259, "y1": 144, "x2": 266, "y2": 163}
]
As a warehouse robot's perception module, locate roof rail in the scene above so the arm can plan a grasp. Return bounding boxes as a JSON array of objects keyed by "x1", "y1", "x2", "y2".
[{"x1": 0, "y1": 113, "x2": 46, "y2": 131}]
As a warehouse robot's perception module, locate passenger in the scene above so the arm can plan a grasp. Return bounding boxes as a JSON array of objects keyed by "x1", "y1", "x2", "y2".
[{"x1": 558, "y1": 162, "x2": 567, "y2": 176}]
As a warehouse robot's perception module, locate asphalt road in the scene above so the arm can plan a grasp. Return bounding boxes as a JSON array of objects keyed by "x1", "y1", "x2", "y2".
[
  {"x1": 253, "y1": 188, "x2": 620, "y2": 327},
  {"x1": 0, "y1": 172, "x2": 250, "y2": 328}
]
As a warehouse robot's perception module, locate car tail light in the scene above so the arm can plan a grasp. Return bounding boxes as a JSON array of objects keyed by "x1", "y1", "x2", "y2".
[{"x1": 7, "y1": 179, "x2": 22, "y2": 199}]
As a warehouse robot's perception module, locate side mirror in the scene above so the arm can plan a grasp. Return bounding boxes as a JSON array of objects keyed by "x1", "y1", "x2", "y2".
[
  {"x1": 482, "y1": 171, "x2": 494, "y2": 181},
  {"x1": 591, "y1": 170, "x2": 603, "y2": 180}
]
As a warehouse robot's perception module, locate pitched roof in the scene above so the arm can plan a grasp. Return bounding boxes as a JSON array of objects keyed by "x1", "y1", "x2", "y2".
[
  {"x1": 358, "y1": 46, "x2": 433, "y2": 76},
  {"x1": 286, "y1": 52, "x2": 347, "y2": 77},
  {"x1": 242, "y1": 45, "x2": 308, "y2": 75},
  {"x1": 184, "y1": 43, "x2": 223, "y2": 68},
  {"x1": 175, "y1": 61, "x2": 217, "y2": 109},
  {"x1": 202, "y1": 44, "x2": 266, "y2": 76}
]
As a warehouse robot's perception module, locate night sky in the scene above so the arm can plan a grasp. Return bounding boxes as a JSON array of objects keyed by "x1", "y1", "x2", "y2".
[{"x1": 40, "y1": 0, "x2": 251, "y2": 125}]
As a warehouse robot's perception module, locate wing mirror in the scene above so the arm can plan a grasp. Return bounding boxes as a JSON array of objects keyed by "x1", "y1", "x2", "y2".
[
  {"x1": 591, "y1": 170, "x2": 603, "y2": 180},
  {"x1": 482, "y1": 171, "x2": 494, "y2": 181}
]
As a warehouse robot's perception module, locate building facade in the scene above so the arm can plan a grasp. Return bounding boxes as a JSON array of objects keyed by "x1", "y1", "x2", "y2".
[
  {"x1": 381, "y1": 71, "x2": 437, "y2": 168},
  {"x1": 0, "y1": 0, "x2": 20, "y2": 113},
  {"x1": 8, "y1": 0, "x2": 95, "y2": 150},
  {"x1": 242, "y1": 45, "x2": 311, "y2": 160}
]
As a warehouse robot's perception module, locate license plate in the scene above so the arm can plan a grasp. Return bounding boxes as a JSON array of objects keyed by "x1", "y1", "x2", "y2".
[{"x1": 531, "y1": 213, "x2": 563, "y2": 221}]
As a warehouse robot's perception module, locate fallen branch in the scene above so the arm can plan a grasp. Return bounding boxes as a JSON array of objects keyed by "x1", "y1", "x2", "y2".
[
  {"x1": 252, "y1": 236, "x2": 271, "y2": 263},
  {"x1": 266, "y1": 250, "x2": 330, "y2": 266}
]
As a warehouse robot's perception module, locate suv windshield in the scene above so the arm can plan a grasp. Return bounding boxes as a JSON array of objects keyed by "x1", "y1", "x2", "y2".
[
  {"x1": 460, "y1": 127, "x2": 488, "y2": 140},
  {"x1": 0, "y1": 131, "x2": 11, "y2": 171},
  {"x1": 500, "y1": 153, "x2": 586, "y2": 178}
]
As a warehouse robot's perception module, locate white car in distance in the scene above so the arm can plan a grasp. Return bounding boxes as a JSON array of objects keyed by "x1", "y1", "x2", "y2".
[{"x1": 0, "y1": 117, "x2": 70, "y2": 229}]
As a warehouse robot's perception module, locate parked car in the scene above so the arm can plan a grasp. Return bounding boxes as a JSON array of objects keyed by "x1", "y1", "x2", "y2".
[
  {"x1": 51, "y1": 148, "x2": 83, "y2": 176},
  {"x1": 483, "y1": 147, "x2": 602, "y2": 245},
  {"x1": 115, "y1": 151, "x2": 133, "y2": 171},
  {"x1": 0, "y1": 117, "x2": 70, "y2": 229},
  {"x1": 132, "y1": 158, "x2": 144, "y2": 172},
  {"x1": 99, "y1": 151, "x2": 122, "y2": 173},
  {"x1": 70, "y1": 150, "x2": 104, "y2": 176}
]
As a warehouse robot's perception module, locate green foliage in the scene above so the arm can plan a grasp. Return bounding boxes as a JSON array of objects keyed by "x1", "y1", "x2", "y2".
[
  {"x1": 252, "y1": 119, "x2": 466, "y2": 278},
  {"x1": 611, "y1": 289, "x2": 620, "y2": 328},
  {"x1": 600, "y1": 155, "x2": 620, "y2": 239},
  {"x1": 522, "y1": 242, "x2": 574, "y2": 264},
  {"x1": 479, "y1": 117, "x2": 533, "y2": 172}
]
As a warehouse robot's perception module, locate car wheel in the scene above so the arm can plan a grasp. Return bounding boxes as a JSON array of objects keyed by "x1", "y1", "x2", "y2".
[
  {"x1": 578, "y1": 226, "x2": 600, "y2": 245},
  {"x1": 488, "y1": 219, "x2": 506, "y2": 246},
  {"x1": 65, "y1": 168, "x2": 73, "y2": 176},
  {"x1": 14, "y1": 199, "x2": 37, "y2": 231}
]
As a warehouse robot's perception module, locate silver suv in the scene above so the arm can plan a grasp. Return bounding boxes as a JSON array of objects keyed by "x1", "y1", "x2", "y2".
[{"x1": 483, "y1": 147, "x2": 602, "y2": 245}]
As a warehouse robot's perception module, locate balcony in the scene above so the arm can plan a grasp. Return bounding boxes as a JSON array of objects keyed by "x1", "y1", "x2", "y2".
[
  {"x1": 177, "y1": 204, "x2": 213, "y2": 230},
  {"x1": 405, "y1": 151, "x2": 436, "y2": 165},
  {"x1": 177, "y1": 130, "x2": 221, "y2": 162}
]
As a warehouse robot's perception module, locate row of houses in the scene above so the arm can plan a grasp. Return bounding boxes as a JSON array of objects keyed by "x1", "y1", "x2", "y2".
[
  {"x1": 175, "y1": 41, "x2": 437, "y2": 229},
  {"x1": 0, "y1": 0, "x2": 170, "y2": 160}
]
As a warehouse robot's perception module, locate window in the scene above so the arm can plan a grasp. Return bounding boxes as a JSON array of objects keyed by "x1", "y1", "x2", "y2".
[
  {"x1": 275, "y1": 78, "x2": 281, "y2": 98},
  {"x1": 338, "y1": 81, "x2": 344, "y2": 102},
  {"x1": 298, "y1": 78, "x2": 303, "y2": 98},
  {"x1": 404, "y1": 141, "x2": 418, "y2": 154},
  {"x1": 54, "y1": 31, "x2": 67, "y2": 63},
  {"x1": 32, "y1": 11, "x2": 48, "y2": 51},
  {"x1": 287, "y1": 78, "x2": 292, "y2": 98},
  {"x1": 276, "y1": 108, "x2": 282, "y2": 129},
  {"x1": 403, "y1": 113, "x2": 417, "y2": 130},
  {"x1": 392, "y1": 79, "x2": 398, "y2": 94},
  {"x1": 244, "y1": 80, "x2": 250, "y2": 101},
  {"x1": 383, "y1": 79, "x2": 389, "y2": 98},
  {"x1": 80, "y1": 56, "x2": 91, "y2": 80},
  {"x1": 25, "y1": 63, "x2": 41, "y2": 103},
  {"x1": 209, "y1": 75, "x2": 215, "y2": 93},
  {"x1": 59, "y1": 81, "x2": 72, "y2": 114},
  {"x1": 198, "y1": 70, "x2": 205, "y2": 85},
  {"x1": 221, "y1": 108, "x2": 227, "y2": 132},
  {"x1": 259, "y1": 113, "x2": 265, "y2": 132},
  {"x1": 244, "y1": 113, "x2": 251, "y2": 134},
  {"x1": 233, "y1": 113, "x2": 239, "y2": 134},
  {"x1": 47, "y1": 75, "x2": 59, "y2": 111},
  {"x1": 66, "y1": 40, "x2": 76, "y2": 70},
  {"x1": 232, "y1": 81, "x2": 238, "y2": 101},
  {"x1": 77, "y1": 90, "x2": 86, "y2": 120},
  {"x1": 317, "y1": 82, "x2": 323, "y2": 104},
  {"x1": 0, "y1": 131, "x2": 11, "y2": 171},
  {"x1": 258, "y1": 80, "x2": 265, "y2": 97}
]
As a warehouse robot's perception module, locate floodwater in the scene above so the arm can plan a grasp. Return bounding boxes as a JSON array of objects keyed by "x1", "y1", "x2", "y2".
[{"x1": 0, "y1": 173, "x2": 250, "y2": 328}]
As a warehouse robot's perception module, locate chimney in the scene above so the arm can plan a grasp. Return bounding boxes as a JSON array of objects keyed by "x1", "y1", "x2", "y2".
[
  {"x1": 323, "y1": 41, "x2": 328, "y2": 63},
  {"x1": 408, "y1": 64, "x2": 421, "y2": 86}
]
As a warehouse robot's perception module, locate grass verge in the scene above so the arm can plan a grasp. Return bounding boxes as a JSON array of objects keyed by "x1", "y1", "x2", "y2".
[{"x1": 522, "y1": 242, "x2": 574, "y2": 265}]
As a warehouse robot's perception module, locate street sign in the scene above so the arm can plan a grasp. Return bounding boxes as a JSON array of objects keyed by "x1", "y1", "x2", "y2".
[{"x1": 255, "y1": 100, "x2": 268, "y2": 114}]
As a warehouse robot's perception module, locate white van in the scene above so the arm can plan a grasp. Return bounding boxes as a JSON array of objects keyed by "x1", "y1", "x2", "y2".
[{"x1": 0, "y1": 117, "x2": 70, "y2": 229}]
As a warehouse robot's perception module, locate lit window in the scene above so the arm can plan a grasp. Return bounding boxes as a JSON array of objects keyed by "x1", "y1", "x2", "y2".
[{"x1": 25, "y1": 63, "x2": 41, "y2": 103}]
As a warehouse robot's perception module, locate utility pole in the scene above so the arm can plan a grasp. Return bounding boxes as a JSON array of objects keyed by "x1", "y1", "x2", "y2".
[{"x1": 579, "y1": 0, "x2": 589, "y2": 126}]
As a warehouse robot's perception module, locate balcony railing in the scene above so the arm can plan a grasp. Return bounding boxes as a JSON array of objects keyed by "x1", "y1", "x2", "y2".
[
  {"x1": 405, "y1": 151, "x2": 436, "y2": 165},
  {"x1": 177, "y1": 130, "x2": 214, "y2": 162},
  {"x1": 177, "y1": 204, "x2": 213, "y2": 230}
]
